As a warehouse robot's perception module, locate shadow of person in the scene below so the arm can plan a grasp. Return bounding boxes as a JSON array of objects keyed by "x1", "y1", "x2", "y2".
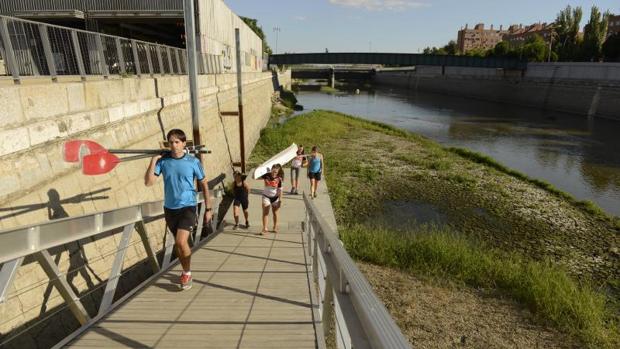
[
  {"x1": 39, "y1": 188, "x2": 108, "y2": 315},
  {"x1": 47, "y1": 189, "x2": 69, "y2": 220}
]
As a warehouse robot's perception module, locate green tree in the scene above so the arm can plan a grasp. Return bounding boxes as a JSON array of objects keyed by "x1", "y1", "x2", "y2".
[
  {"x1": 492, "y1": 41, "x2": 511, "y2": 57},
  {"x1": 553, "y1": 5, "x2": 583, "y2": 61},
  {"x1": 443, "y1": 40, "x2": 457, "y2": 55},
  {"x1": 240, "y1": 16, "x2": 272, "y2": 55},
  {"x1": 602, "y1": 33, "x2": 620, "y2": 61},
  {"x1": 582, "y1": 6, "x2": 610, "y2": 61},
  {"x1": 521, "y1": 34, "x2": 548, "y2": 62}
]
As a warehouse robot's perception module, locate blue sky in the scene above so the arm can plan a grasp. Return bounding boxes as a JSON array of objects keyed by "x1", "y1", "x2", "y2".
[{"x1": 223, "y1": 0, "x2": 620, "y2": 53}]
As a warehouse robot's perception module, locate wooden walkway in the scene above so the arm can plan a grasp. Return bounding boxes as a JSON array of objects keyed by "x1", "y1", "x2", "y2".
[{"x1": 66, "y1": 175, "x2": 322, "y2": 348}]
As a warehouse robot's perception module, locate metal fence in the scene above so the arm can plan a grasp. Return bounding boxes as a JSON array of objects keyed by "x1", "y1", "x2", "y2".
[
  {"x1": 302, "y1": 193, "x2": 411, "y2": 349},
  {"x1": 0, "y1": 15, "x2": 224, "y2": 83},
  {"x1": 0, "y1": 174, "x2": 226, "y2": 348}
]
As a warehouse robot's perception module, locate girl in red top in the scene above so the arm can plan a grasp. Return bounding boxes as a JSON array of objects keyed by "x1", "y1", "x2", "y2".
[{"x1": 261, "y1": 164, "x2": 284, "y2": 235}]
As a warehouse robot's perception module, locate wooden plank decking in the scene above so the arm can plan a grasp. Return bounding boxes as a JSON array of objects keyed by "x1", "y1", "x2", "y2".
[{"x1": 66, "y1": 174, "x2": 321, "y2": 348}]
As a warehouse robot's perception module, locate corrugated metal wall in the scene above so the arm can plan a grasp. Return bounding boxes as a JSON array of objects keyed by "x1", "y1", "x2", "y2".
[{"x1": 0, "y1": 0, "x2": 182, "y2": 12}]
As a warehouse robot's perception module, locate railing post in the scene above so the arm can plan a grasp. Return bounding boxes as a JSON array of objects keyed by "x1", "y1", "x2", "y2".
[
  {"x1": 162, "y1": 229, "x2": 175, "y2": 269},
  {"x1": 195, "y1": 201, "x2": 207, "y2": 242},
  {"x1": 183, "y1": 50, "x2": 189, "y2": 74},
  {"x1": 131, "y1": 39, "x2": 141, "y2": 77},
  {"x1": 115, "y1": 37, "x2": 126, "y2": 75},
  {"x1": 135, "y1": 221, "x2": 160, "y2": 273},
  {"x1": 95, "y1": 35, "x2": 109, "y2": 78},
  {"x1": 98, "y1": 223, "x2": 135, "y2": 315},
  {"x1": 166, "y1": 46, "x2": 174, "y2": 74},
  {"x1": 0, "y1": 17, "x2": 20, "y2": 83},
  {"x1": 174, "y1": 48, "x2": 182, "y2": 75},
  {"x1": 156, "y1": 45, "x2": 164, "y2": 74},
  {"x1": 35, "y1": 250, "x2": 91, "y2": 325},
  {"x1": 71, "y1": 31, "x2": 86, "y2": 80},
  {"x1": 146, "y1": 44, "x2": 154, "y2": 76},
  {"x1": 38, "y1": 24, "x2": 57, "y2": 81},
  {"x1": 322, "y1": 275, "x2": 335, "y2": 340},
  {"x1": 0, "y1": 257, "x2": 23, "y2": 303}
]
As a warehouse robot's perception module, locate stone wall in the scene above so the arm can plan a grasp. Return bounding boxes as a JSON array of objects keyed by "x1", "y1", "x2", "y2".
[
  {"x1": 373, "y1": 67, "x2": 620, "y2": 121},
  {"x1": 0, "y1": 71, "x2": 278, "y2": 347}
]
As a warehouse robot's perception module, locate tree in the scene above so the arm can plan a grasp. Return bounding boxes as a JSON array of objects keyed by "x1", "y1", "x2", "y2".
[
  {"x1": 492, "y1": 41, "x2": 511, "y2": 57},
  {"x1": 582, "y1": 6, "x2": 610, "y2": 61},
  {"x1": 553, "y1": 5, "x2": 583, "y2": 61},
  {"x1": 521, "y1": 34, "x2": 548, "y2": 62},
  {"x1": 603, "y1": 33, "x2": 620, "y2": 61},
  {"x1": 240, "y1": 16, "x2": 272, "y2": 55},
  {"x1": 443, "y1": 40, "x2": 457, "y2": 55}
]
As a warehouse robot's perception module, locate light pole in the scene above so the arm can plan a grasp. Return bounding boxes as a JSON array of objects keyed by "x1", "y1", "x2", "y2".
[{"x1": 273, "y1": 27, "x2": 281, "y2": 54}]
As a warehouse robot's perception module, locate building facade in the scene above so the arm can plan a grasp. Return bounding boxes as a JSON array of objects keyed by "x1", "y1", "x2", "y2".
[
  {"x1": 608, "y1": 14, "x2": 620, "y2": 37},
  {"x1": 0, "y1": 0, "x2": 263, "y2": 72},
  {"x1": 503, "y1": 23, "x2": 554, "y2": 46},
  {"x1": 457, "y1": 23, "x2": 507, "y2": 53}
]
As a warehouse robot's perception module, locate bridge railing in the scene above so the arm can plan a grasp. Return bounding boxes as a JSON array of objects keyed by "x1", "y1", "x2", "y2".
[
  {"x1": 0, "y1": 174, "x2": 226, "y2": 348},
  {"x1": 302, "y1": 193, "x2": 411, "y2": 349},
  {"x1": 0, "y1": 15, "x2": 224, "y2": 83}
]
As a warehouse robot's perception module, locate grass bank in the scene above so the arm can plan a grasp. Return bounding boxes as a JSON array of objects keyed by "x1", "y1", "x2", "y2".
[{"x1": 249, "y1": 110, "x2": 619, "y2": 347}]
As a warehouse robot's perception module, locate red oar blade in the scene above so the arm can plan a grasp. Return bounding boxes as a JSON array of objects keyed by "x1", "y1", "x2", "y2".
[
  {"x1": 82, "y1": 152, "x2": 121, "y2": 175},
  {"x1": 63, "y1": 140, "x2": 106, "y2": 162}
]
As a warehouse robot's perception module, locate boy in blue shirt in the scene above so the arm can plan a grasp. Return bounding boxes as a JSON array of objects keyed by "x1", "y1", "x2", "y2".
[{"x1": 144, "y1": 129, "x2": 212, "y2": 290}]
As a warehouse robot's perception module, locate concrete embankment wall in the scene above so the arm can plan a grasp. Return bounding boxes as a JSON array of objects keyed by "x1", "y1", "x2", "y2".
[
  {"x1": 373, "y1": 63, "x2": 620, "y2": 120},
  {"x1": 0, "y1": 71, "x2": 289, "y2": 347}
]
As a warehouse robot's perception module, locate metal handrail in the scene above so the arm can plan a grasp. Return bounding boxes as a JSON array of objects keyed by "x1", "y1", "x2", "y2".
[
  {"x1": 302, "y1": 193, "x2": 411, "y2": 349},
  {"x1": 0, "y1": 174, "x2": 226, "y2": 345},
  {"x1": 0, "y1": 14, "x2": 226, "y2": 83}
]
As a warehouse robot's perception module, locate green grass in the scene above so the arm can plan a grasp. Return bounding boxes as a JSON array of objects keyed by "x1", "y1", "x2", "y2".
[
  {"x1": 341, "y1": 225, "x2": 618, "y2": 348},
  {"x1": 250, "y1": 110, "x2": 619, "y2": 347}
]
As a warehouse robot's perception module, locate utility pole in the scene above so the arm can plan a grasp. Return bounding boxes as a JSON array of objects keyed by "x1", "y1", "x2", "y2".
[
  {"x1": 235, "y1": 29, "x2": 246, "y2": 173},
  {"x1": 183, "y1": 0, "x2": 201, "y2": 158},
  {"x1": 273, "y1": 26, "x2": 281, "y2": 54}
]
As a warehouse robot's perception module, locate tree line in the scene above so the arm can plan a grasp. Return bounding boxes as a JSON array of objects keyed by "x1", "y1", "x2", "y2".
[{"x1": 423, "y1": 5, "x2": 620, "y2": 62}]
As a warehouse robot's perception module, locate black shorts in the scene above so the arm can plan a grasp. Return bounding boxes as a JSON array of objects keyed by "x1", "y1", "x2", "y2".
[
  {"x1": 164, "y1": 206, "x2": 197, "y2": 236},
  {"x1": 234, "y1": 197, "x2": 249, "y2": 210},
  {"x1": 308, "y1": 171, "x2": 321, "y2": 181}
]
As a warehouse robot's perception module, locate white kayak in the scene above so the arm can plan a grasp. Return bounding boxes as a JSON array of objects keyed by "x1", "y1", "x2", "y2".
[{"x1": 253, "y1": 143, "x2": 299, "y2": 179}]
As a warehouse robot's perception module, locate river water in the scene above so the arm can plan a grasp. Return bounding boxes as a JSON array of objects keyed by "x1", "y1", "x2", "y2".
[{"x1": 295, "y1": 86, "x2": 620, "y2": 216}]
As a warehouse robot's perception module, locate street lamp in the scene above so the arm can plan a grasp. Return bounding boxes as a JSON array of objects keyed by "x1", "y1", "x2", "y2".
[{"x1": 273, "y1": 27, "x2": 281, "y2": 54}]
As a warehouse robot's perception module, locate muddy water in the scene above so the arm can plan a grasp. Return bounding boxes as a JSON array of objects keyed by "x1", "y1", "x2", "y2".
[{"x1": 296, "y1": 87, "x2": 620, "y2": 216}]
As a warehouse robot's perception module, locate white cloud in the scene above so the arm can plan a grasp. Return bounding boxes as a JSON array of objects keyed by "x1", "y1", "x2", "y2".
[
  {"x1": 328, "y1": 0, "x2": 430, "y2": 11},
  {"x1": 294, "y1": 16, "x2": 307, "y2": 21}
]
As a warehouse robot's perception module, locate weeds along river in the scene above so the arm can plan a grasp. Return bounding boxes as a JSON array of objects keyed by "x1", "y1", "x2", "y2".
[{"x1": 294, "y1": 85, "x2": 620, "y2": 216}]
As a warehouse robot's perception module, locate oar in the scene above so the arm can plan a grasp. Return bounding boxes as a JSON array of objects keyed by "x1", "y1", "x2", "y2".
[
  {"x1": 82, "y1": 153, "x2": 156, "y2": 176},
  {"x1": 63, "y1": 140, "x2": 211, "y2": 163}
]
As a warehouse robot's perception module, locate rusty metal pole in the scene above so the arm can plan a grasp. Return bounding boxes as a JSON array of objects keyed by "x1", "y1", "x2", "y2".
[
  {"x1": 234, "y1": 28, "x2": 246, "y2": 173},
  {"x1": 184, "y1": 0, "x2": 202, "y2": 159}
]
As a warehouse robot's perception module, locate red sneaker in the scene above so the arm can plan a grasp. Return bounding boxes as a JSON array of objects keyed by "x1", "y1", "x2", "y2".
[{"x1": 180, "y1": 273, "x2": 192, "y2": 290}]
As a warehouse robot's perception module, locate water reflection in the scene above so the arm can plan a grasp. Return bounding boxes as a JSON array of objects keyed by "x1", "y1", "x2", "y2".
[{"x1": 296, "y1": 87, "x2": 620, "y2": 215}]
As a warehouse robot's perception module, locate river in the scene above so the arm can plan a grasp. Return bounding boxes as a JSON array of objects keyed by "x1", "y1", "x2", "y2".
[{"x1": 294, "y1": 86, "x2": 620, "y2": 216}]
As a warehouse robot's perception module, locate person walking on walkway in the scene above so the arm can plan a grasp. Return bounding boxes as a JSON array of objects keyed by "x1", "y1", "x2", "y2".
[
  {"x1": 261, "y1": 164, "x2": 284, "y2": 235},
  {"x1": 232, "y1": 171, "x2": 250, "y2": 229},
  {"x1": 144, "y1": 129, "x2": 212, "y2": 290},
  {"x1": 308, "y1": 146, "x2": 324, "y2": 198},
  {"x1": 290, "y1": 144, "x2": 304, "y2": 194}
]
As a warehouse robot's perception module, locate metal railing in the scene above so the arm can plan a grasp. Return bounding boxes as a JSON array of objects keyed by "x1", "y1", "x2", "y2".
[
  {"x1": 302, "y1": 193, "x2": 411, "y2": 349},
  {"x1": 0, "y1": 174, "x2": 226, "y2": 347},
  {"x1": 0, "y1": 15, "x2": 224, "y2": 83}
]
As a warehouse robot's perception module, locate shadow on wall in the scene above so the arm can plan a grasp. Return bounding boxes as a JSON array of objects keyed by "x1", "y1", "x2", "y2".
[{"x1": 0, "y1": 188, "x2": 111, "y2": 222}]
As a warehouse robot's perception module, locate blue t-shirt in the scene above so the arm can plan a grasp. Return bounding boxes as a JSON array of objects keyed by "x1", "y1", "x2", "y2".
[
  {"x1": 154, "y1": 154, "x2": 205, "y2": 209},
  {"x1": 309, "y1": 155, "x2": 322, "y2": 173}
]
